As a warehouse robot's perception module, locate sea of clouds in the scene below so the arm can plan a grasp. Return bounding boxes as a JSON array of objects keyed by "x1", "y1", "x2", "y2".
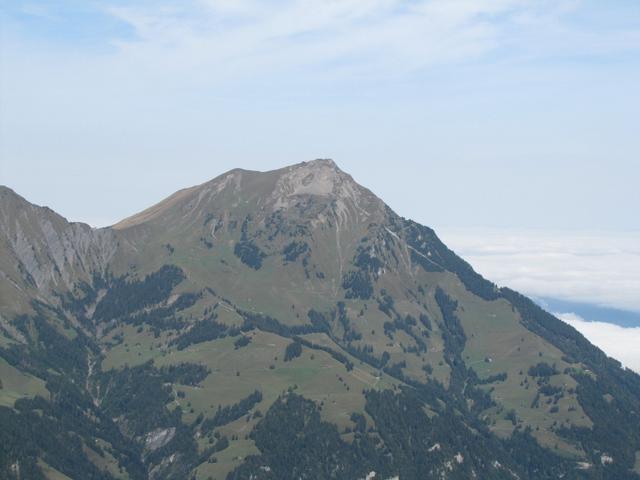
[
  {"x1": 437, "y1": 228, "x2": 640, "y2": 373},
  {"x1": 555, "y1": 313, "x2": 640, "y2": 373}
]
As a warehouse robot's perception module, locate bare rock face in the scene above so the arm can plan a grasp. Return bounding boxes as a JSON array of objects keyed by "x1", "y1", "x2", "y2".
[
  {"x1": 145, "y1": 427, "x2": 176, "y2": 452},
  {"x1": 0, "y1": 186, "x2": 118, "y2": 310},
  {"x1": 271, "y1": 160, "x2": 384, "y2": 223},
  {"x1": 273, "y1": 160, "x2": 340, "y2": 201},
  {"x1": 114, "y1": 160, "x2": 384, "y2": 226}
]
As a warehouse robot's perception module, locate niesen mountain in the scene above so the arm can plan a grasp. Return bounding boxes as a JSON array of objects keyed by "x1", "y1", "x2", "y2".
[{"x1": 1, "y1": 160, "x2": 640, "y2": 480}]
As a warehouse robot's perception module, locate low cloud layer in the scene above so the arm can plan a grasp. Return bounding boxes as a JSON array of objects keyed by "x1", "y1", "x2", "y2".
[
  {"x1": 556, "y1": 312, "x2": 640, "y2": 374},
  {"x1": 436, "y1": 228, "x2": 640, "y2": 373},
  {"x1": 437, "y1": 228, "x2": 640, "y2": 312}
]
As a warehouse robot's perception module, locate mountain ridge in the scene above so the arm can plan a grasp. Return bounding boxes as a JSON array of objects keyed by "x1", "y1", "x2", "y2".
[
  {"x1": 1, "y1": 160, "x2": 639, "y2": 480},
  {"x1": 112, "y1": 159, "x2": 381, "y2": 231}
]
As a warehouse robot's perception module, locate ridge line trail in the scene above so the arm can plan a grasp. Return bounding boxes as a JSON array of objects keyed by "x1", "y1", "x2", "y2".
[
  {"x1": 350, "y1": 366, "x2": 379, "y2": 387},
  {"x1": 384, "y1": 226, "x2": 413, "y2": 277},
  {"x1": 407, "y1": 245, "x2": 445, "y2": 270}
]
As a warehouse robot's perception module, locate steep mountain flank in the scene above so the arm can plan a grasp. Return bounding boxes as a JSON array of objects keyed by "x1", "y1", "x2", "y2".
[
  {"x1": 1, "y1": 160, "x2": 639, "y2": 480},
  {"x1": 0, "y1": 186, "x2": 118, "y2": 319}
]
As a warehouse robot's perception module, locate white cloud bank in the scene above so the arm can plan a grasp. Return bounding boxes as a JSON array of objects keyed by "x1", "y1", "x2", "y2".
[
  {"x1": 437, "y1": 228, "x2": 640, "y2": 312},
  {"x1": 436, "y1": 228, "x2": 640, "y2": 373},
  {"x1": 556, "y1": 312, "x2": 640, "y2": 374}
]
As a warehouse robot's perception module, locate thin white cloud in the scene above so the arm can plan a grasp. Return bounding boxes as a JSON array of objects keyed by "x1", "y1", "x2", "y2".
[
  {"x1": 96, "y1": 0, "x2": 597, "y2": 82},
  {"x1": 556, "y1": 312, "x2": 640, "y2": 373},
  {"x1": 437, "y1": 228, "x2": 640, "y2": 312},
  {"x1": 4, "y1": 0, "x2": 639, "y2": 110}
]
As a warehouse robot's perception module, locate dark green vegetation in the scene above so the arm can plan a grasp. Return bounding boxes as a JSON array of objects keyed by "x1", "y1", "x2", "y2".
[
  {"x1": 228, "y1": 389, "x2": 590, "y2": 480},
  {"x1": 282, "y1": 241, "x2": 309, "y2": 263},
  {"x1": 1, "y1": 161, "x2": 639, "y2": 479},
  {"x1": 201, "y1": 391, "x2": 263, "y2": 432},
  {"x1": 170, "y1": 317, "x2": 236, "y2": 350},
  {"x1": 227, "y1": 394, "x2": 385, "y2": 480},
  {"x1": 93, "y1": 266, "x2": 186, "y2": 322},
  {"x1": 283, "y1": 341, "x2": 302, "y2": 361},
  {"x1": 234, "y1": 216, "x2": 267, "y2": 269}
]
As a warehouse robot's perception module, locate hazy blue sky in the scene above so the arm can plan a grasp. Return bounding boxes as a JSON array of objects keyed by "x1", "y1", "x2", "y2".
[
  {"x1": 1, "y1": 0, "x2": 639, "y2": 231},
  {"x1": 1, "y1": 1, "x2": 640, "y2": 369}
]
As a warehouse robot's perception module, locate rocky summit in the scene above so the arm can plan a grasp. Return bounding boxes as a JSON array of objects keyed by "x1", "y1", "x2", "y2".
[{"x1": 1, "y1": 160, "x2": 640, "y2": 480}]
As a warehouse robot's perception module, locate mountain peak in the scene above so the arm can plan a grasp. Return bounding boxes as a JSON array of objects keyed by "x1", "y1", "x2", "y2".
[
  {"x1": 113, "y1": 159, "x2": 380, "y2": 230},
  {"x1": 297, "y1": 158, "x2": 338, "y2": 169},
  {"x1": 273, "y1": 159, "x2": 347, "y2": 202}
]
